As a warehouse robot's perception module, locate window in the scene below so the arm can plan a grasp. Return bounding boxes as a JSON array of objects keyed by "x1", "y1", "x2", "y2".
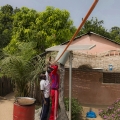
[{"x1": 103, "y1": 72, "x2": 120, "y2": 83}]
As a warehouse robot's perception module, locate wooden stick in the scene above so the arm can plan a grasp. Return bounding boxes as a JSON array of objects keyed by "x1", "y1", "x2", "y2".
[{"x1": 53, "y1": 0, "x2": 99, "y2": 64}]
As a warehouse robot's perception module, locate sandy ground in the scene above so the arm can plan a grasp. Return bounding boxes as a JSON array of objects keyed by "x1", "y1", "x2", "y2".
[
  {"x1": 0, "y1": 92, "x2": 14, "y2": 120},
  {"x1": 0, "y1": 93, "x2": 103, "y2": 120},
  {"x1": 82, "y1": 106, "x2": 103, "y2": 120}
]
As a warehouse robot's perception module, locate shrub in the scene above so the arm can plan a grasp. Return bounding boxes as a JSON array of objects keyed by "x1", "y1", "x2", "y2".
[
  {"x1": 64, "y1": 97, "x2": 83, "y2": 120},
  {"x1": 99, "y1": 98, "x2": 120, "y2": 120},
  {"x1": 78, "y1": 64, "x2": 92, "y2": 71}
]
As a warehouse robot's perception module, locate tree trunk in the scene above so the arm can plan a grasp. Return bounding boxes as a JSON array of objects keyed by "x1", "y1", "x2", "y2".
[
  {"x1": 57, "y1": 64, "x2": 69, "y2": 120},
  {"x1": 30, "y1": 81, "x2": 34, "y2": 97}
]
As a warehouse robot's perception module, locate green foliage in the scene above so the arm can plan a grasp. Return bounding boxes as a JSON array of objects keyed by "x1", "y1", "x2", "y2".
[
  {"x1": 16, "y1": 42, "x2": 37, "y2": 60},
  {"x1": 36, "y1": 6, "x2": 76, "y2": 47},
  {"x1": 0, "y1": 42, "x2": 40, "y2": 97},
  {"x1": 109, "y1": 26, "x2": 120, "y2": 43},
  {"x1": 1, "y1": 56, "x2": 34, "y2": 96},
  {"x1": 30, "y1": 55, "x2": 46, "y2": 83},
  {"x1": 99, "y1": 99, "x2": 120, "y2": 120},
  {"x1": 4, "y1": 6, "x2": 76, "y2": 54},
  {"x1": 3, "y1": 42, "x2": 37, "y2": 60},
  {"x1": 78, "y1": 17, "x2": 120, "y2": 43},
  {"x1": 78, "y1": 17, "x2": 111, "y2": 39},
  {"x1": 0, "y1": 4, "x2": 13, "y2": 48},
  {"x1": 5, "y1": 7, "x2": 40, "y2": 54},
  {"x1": 64, "y1": 97, "x2": 83, "y2": 120}
]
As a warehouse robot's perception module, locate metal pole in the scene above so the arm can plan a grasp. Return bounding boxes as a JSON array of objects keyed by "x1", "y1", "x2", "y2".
[{"x1": 69, "y1": 52, "x2": 72, "y2": 120}]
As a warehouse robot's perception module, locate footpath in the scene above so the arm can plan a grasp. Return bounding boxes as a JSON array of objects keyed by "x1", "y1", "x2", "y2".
[{"x1": 0, "y1": 93, "x2": 14, "y2": 120}]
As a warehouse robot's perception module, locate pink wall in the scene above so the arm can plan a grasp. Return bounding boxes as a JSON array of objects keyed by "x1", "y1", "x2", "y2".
[{"x1": 70, "y1": 34, "x2": 120, "y2": 54}]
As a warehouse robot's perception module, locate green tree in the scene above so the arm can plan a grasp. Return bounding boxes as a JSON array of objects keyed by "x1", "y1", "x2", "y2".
[
  {"x1": 36, "y1": 6, "x2": 76, "y2": 47},
  {"x1": 4, "y1": 7, "x2": 39, "y2": 54},
  {"x1": 0, "y1": 42, "x2": 37, "y2": 96},
  {"x1": 109, "y1": 26, "x2": 120, "y2": 43},
  {"x1": 4, "y1": 6, "x2": 76, "y2": 54},
  {"x1": 78, "y1": 17, "x2": 120, "y2": 43},
  {"x1": 78, "y1": 17, "x2": 111, "y2": 39},
  {"x1": 13, "y1": 7, "x2": 20, "y2": 14},
  {"x1": 0, "y1": 4, "x2": 13, "y2": 48}
]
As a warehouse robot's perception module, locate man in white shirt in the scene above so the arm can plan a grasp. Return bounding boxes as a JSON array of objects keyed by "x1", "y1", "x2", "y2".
[{"x1": 40, "y1": 72, "x2": 50, "y2": 120}]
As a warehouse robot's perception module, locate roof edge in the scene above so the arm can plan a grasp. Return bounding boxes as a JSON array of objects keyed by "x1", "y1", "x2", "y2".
[{"x1": 61, "y1": 31, "x2": 120, "y2": 46}]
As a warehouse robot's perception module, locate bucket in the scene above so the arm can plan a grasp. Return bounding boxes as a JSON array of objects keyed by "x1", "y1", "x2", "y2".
[{"x1": 13, "y1": 97, "x2": 36, "y2": 120}]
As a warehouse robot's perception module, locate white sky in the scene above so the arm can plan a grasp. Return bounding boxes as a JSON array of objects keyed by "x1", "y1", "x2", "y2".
[{"x1": 0, "y1": 0, "x2": 120, "y2": 31}]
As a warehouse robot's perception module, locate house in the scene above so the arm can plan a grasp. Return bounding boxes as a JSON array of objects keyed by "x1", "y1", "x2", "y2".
[
  {"x1": 63, "y1": 32, "x2": 120, "y2": 105},
  {"x1": 62, "y1": 32, "x2": 120, "y2": 54},
  {"x1": 63, "y1": 32, "x2": 120, "y2": 71},
  {"x1": 45, "y1": 32, "x2": 120, "y2": 105}
]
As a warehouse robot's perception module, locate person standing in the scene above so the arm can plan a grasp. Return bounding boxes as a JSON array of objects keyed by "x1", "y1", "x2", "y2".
[
  {"x1": 49, "y1": 65, "x2": 59, "y2": 120},
  {"x1": 40, "y1": 72, "x2": 50, "y2": 120}
]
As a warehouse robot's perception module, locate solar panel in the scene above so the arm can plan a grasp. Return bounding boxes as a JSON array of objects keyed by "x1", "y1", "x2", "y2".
[{"x1": 46, "y1": 44, "x2": 96, "y2": 51}]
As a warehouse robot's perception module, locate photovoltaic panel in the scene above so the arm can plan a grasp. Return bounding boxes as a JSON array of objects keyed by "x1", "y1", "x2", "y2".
[{"x1": 46, "y1": 45, "x2": 96, "y2": 51}]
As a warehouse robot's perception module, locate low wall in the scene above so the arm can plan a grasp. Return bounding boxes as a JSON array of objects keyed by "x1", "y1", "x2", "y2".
[
  {"x1": 0, "y1": 76, "x2": 13, "y2": 96},
  {"x1": 64, "y1": 69, "x2": 120, "y2": 106}
]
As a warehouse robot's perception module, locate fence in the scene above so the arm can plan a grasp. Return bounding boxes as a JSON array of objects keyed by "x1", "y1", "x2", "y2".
[{"x1": 0, "y1": 76, "x2": 13, "y2": 96}]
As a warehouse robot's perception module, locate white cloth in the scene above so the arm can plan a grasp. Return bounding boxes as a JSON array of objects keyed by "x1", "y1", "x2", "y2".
[{"x1": 40, "y1": 79, "x2": 50, "y2": 98}]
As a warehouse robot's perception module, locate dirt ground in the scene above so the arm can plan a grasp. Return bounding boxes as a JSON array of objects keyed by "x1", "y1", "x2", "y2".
[
  {"x1": 0, "y1": 92, "x2": 14, "y2": 120},
  {"x1": 82, "y1": 106, "x2": 103, "y2": 120},
  {"x1": 0, "y1": 92, "x2": 103, "y2": 120}
]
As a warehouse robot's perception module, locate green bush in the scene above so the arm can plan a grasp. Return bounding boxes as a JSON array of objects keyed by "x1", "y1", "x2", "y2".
[{"x1": 64, "y1": 97, "x2": 83, "y2": 120}]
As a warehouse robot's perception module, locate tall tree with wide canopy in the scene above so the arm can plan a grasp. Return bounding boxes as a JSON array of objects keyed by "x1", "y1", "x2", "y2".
[
  {"x1": 0, "y1": 4, "x2": 13, "y2": 48},
  {"x1": 4, "y1": 6, "x2": 76, "y2": 55},
  {"x1": 36, "y1": 6, "x2": 76, "y2": 47},
  {"x1": 4, "y1": 7, "x2": 38, "y2": 54}
]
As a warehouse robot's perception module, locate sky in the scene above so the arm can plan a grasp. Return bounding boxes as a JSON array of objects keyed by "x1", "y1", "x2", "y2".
[{"x1": 0, "y1": 0, "x2": 120, "y2": 31}]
